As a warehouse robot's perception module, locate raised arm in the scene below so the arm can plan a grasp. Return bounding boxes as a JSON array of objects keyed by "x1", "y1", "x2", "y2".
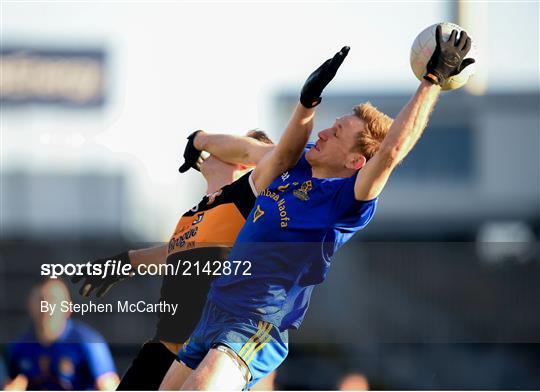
[
  {"x1": 354, "y1": 26, "x2": 475, "y2": 201},
  {"x1": 178, "y1": 130, "x2": 274, "y2": 173},
  {"x1": 251, "y1": 103, "x2": 314, "y2": 192},
  {"x1": 252, "y1": 46, "x2": 350, "y2": 192},
  {"x1": 354, "y1": 80, "x2": 440, "y2": 200},
  {"x1": 195, "y1": 131, "x2": 274, "y2": 166}
]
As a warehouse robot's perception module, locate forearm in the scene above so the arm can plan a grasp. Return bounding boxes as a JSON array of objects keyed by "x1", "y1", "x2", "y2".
[
  {"x1": 194, "y1": 131, "x2": 272, "y2": 165},
  {"x1": 250, "y1": 104, "x2": 314, "y2": 191},
  {"x1": 273, "y1": 103, "x2": 315, "y2": 169},
  {"x1": 379, "y1": 79, "x2": 441, "y2": 164},
  {"x1": 128, "y1": 245, "x2": 167, "y2": 268}
]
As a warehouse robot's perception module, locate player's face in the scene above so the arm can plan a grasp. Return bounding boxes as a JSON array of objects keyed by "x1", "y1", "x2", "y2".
[
  {"x1": 306, "y1": 114, "x2": 366, "y2": 171},
  {"x1": 29, "y1": 281, "x2": 71, "y2": 338},
  {"x1": 200, "y1": 155, "x2": 237, "y2": 179}
]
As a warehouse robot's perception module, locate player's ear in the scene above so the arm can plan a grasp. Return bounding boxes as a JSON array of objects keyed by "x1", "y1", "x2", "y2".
[{"x1": 347, "y1": 153, "x2": 366, "y2": 170}]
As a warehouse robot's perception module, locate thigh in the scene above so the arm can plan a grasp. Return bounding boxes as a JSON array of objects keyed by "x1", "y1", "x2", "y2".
[
  {"x1": 180, "y1": 348, "x2": 246, "y2": 390},
  {"x1": 117, "y1": 342, "x2": 177, "y2": 390},
  {"x1": 250, "y1": 371, "x2": 277, "y2": 391},
  {"x1": 218, "y1": 321, "x2": 288, "y2": 389},
  {"x1": 159, "y1": 360, "x2": 193, "y2": 390}
]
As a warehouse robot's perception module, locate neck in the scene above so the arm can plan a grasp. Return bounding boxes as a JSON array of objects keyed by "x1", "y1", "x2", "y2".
[
  {"x1": 205, "y1": 171, "x2": 235, "y2": 194},
  {"x1": 36, "y1": 319, "x2": 67, "y2": 345},
  {"x1": 310, "y1": 163, "x2": 356, "y2": 179}
]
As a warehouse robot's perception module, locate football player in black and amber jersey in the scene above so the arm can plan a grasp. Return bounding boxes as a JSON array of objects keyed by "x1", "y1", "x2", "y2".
[{"x1": 71, "y1": 130, "x2": 274, "y2": 390}]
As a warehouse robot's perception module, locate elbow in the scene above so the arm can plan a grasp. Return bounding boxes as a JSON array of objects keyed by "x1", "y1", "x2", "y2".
[
  {"x1": 236, "y1": 147, "x2": 249, "y2": 162},
  {"x1": 281, "y1": 152, "x2": 296, "y2": 168},
  {"x1": 274, "y1": 151, "x2": 297, "y2": 172},
  {"x1": 274, "y1": 156, "x2": 290, "y2": 172}
]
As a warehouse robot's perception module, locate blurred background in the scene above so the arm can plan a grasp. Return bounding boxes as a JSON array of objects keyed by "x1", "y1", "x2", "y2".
[{"x1": 1, "y1": 0, "x2": 539, "y2": 390}]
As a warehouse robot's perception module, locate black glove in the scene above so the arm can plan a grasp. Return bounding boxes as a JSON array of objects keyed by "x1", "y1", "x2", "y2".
[
  {"x1": 71, "y1": 251, "x2": 132, "y2": 298},
  {"x1": 424, "y1": 25, "x2": 475, "y2": 86},
  {"x1": 178, "y1": 130, "x2": 203, "y2": 173},
  {"x1": 300, "y1": 46, "x2": 350, "y2": 108}
]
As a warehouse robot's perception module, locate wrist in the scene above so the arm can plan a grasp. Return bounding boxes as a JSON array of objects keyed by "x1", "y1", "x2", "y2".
[
  {"x1": 418, "y1": 79, "x2": 442, "y2": 102},
  {"x1": 295, "y1": 102, "x2": 316, "y2": 118},
  {"x1": 420, "y1": 78, "x2": 442, "y2": 92},
  {"x1": 193, "y1": 130, "x2": 206, "y2": 150},
  {"x1": 300, "y1": 96, "x2": 321, "y2": 109},
  {"x1": 423, "y1": 69, "x2": 445, "y2": 85}
]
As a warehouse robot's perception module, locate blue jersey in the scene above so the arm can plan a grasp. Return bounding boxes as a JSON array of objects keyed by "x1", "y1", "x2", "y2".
[
  {"x1": 6, "y1": 320, "x2": 116, "y2": 390},
  {"x1": 209, "y1": 145, "x2": 377, "y2": 329}
]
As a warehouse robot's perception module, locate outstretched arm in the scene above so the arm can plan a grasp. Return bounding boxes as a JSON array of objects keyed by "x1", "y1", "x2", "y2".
[
  {"x1": 128, "y1": 245, "x2": 167, "y2": 268},
  {"x1": 187, "y1": 103, "x2": 315, "y2": 192},
  {"x1": 195, "y1": 131, "x2": 274, "y2": 166},
  {"x1": 354, "y1": 26, "x2": 475, "y2": 201},
  {"x1": 178, "y1": 47, "x2": 350, "y2": 192},
  {"x1": 250, "y1": 104, "x2": 314, "y2": 192},
  {"x1": 251, "y1": 46, "x2": 350, "y2": 192},
  {"x1": 354, "y1": 80, "x2": 440, "y2": 200},
  {"x1": 71, "y1": 245, "x2": 167, "y2": 298},
  {"x1": 178, "y1": 130, "x2": 274, "y2": 173}
]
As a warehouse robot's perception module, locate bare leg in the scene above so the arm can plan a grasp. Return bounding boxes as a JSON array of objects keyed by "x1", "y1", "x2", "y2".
[
  {"x1": 180, "y1": 348, "x2": 247, "y2": 390},
  {"x1": 250, "y1": 371, "x2": 276, "y2": 391},
  {"x1": 159, "y1": 360, "x2": 193, "y2": 390}
]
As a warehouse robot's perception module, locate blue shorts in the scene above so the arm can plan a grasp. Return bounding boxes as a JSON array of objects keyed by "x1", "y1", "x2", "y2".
[{"x1": 178, "y1": 299, "x2": 288, "y2": 388}]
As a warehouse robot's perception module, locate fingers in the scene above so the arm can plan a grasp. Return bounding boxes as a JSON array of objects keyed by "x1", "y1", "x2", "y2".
[
  {"x1": 77, "y1": 278, "x2": 118, "y2": 298},
  {"x1": 339, "y1": 46, "x2": 350, "y2": 56},
  {"x1": 435, "y1": 25, "x2": 442, "y2": 46},
  {"x1": 456, "y1": 30, "x2": 468, "y2": 49},
  {"x1": 439, "y1": 26, "x2": 472, "y2": 53},
  {"x1": 334, "y1": 46, "x2": 350, "y2": 63},
  {"x1": 71, "y1": 275, "x2": 83, "y2": 284},
  {"x1": 300, "y1": 46, "x2": 350, "y2": 108},
  {"x1": 316, "y1": 58, "x2": 333, "y2": 73},
  {"x1": 460, "y1": 58, "x2": 476, "y2": 71},
  {"x1": 448, "y1": 29, "x2": 458, "y2": 45},
  {"x1": 462, "y1": 37, "x2": 472, "y2": 54},
  {"x1": 179, "y1": 151, "x2": 202, "y2": 173},
  {"x1": 96, "y1": 283, "x2": 113, "y2": 298},
  {"x1": 80, "y1": 282, "x2": 95, "y2": 297},
  {"x1": 79, "y1": 276, "x2": 101, "y2": 297},
  {"x1": 195, "y1": 156, "x2": 203, "y2": 171},
  {"x1": 178, "y1": 161, "x2": 190, "y2": 173},
  {"x1": 329, "y1": 45, "x2": 350, "y2": 72}
]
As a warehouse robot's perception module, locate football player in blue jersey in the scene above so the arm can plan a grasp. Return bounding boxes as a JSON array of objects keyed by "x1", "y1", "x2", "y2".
[
  {"x1": 71, "y1": 130, "x2": 275, "y2": 390},
  {"x1": 160, "y1": 27, "x2": 474, "y2": 390},
  {"x1": 5, "y1": 280, "x2": 119, "y2": 390}
]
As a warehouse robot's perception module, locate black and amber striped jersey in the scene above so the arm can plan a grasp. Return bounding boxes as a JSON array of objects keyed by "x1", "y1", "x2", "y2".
[{"x1": 155, "y1": 171, "x2": 257, "y2": 343}]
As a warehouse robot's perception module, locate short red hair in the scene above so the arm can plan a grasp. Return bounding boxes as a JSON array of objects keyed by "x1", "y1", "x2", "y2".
[{"x1": 352, "y1": 102, "x2": 393, "y2": 161}]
